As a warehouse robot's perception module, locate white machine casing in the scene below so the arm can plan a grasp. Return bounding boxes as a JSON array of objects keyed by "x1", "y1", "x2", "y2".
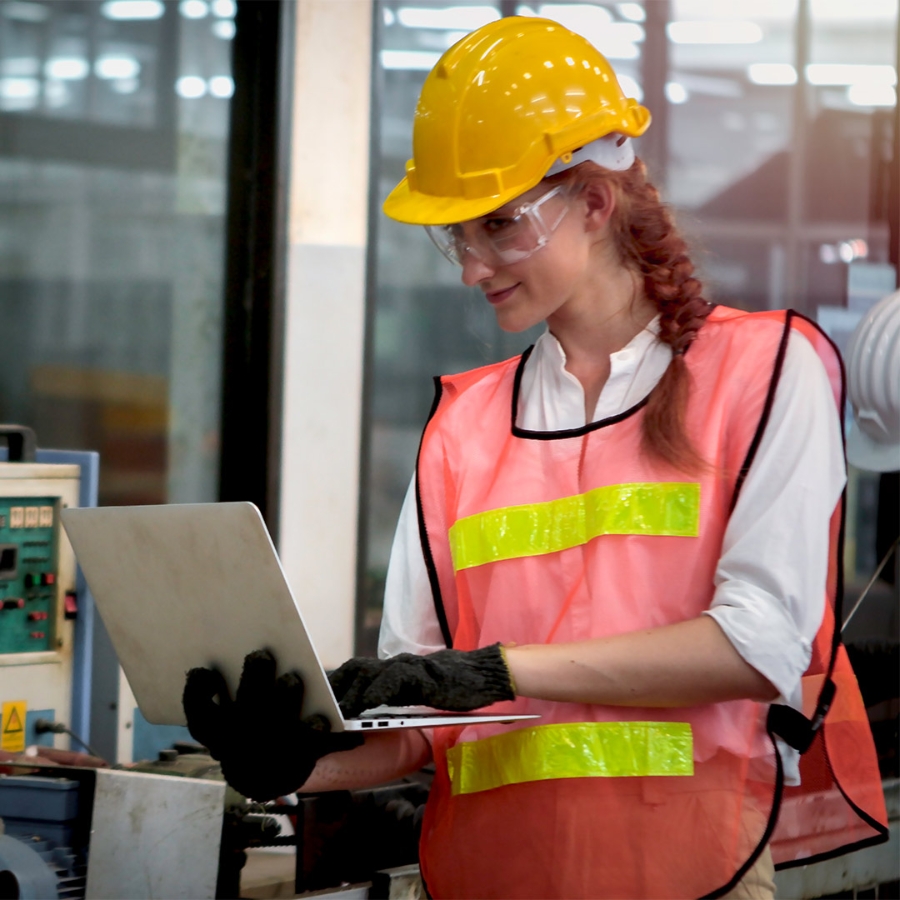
[{"x1": 0, "y1": 462, "x2": 80, "y2": 748}]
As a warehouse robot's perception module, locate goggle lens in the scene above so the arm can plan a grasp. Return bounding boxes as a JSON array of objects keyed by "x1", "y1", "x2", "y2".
[{"x1": 424, "y1": 185, "x2": 568, "y2": 268}]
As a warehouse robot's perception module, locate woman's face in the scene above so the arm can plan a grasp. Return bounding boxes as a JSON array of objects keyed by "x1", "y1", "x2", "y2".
[{"x1": 456, "y1": 183, "x2": 599, "y2": 333}]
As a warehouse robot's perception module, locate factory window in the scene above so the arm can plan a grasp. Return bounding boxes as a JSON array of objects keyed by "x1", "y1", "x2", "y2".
[
  {"x1": 661, "y1": 10, "x2": 900, "y2": 782},
  {"x1": 0, "y1": 0, "x2": 235, "y2": 506}
]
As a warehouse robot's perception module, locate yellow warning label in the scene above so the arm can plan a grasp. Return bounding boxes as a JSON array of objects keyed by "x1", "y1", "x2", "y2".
[{"x1": 1, "y1": 701, "x2": 27, "y2": 753}]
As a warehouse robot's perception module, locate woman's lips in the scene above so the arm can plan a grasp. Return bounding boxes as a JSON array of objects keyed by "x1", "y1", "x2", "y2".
[{"x1": 485, "y1": 283, "x2": 520, "y2": 305}]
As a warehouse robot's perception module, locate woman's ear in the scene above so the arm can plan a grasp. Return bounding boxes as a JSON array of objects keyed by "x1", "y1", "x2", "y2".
[{"x1": 581, "y1": 180, "x2": 616, "y2": 233}]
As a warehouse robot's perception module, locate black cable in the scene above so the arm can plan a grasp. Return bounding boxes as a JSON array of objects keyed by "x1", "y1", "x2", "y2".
[{"x1": 33, "y1": 718, "x2": 103, "y2": 760}]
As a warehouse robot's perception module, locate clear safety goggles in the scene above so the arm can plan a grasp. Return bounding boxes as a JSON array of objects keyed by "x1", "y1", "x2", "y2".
[{"x1": 425, "y1": 185, "x2": 570, "y2": 267}]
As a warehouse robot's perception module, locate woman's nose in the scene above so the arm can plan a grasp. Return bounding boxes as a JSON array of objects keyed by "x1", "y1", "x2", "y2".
[{"x1": 460, "y1": 250, "x2": 496, "y2": 287}]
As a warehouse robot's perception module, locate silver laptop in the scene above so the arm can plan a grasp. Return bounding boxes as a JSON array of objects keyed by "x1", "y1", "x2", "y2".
[{"x1": 61, "y1": 502, "x2": 536, "y2": 732}]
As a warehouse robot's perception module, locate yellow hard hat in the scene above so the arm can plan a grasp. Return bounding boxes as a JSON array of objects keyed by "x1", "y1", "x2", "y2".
[{"x1": 383, "y1": 16, "x2": 651, "y2": 226}]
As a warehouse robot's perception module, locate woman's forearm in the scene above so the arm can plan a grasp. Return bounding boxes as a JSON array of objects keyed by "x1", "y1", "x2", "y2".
[
  {"x1": 299, "y1": 728, "x2": 432, "y2": 793},
  {"x1": 504, "y1": 616, "x2": 778, "y2": 707}
]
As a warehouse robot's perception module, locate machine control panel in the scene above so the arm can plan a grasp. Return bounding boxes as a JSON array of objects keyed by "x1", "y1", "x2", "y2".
[{"x1": 0, "y1": 498, "x2": 59, "y2": 654}]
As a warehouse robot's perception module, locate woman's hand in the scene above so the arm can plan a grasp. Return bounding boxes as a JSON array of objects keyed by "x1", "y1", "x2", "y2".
[
  {"x1": 182, "y1": 649, "x2": 363, "y2": 800},
  {"x1": 504, "y1": 616, "x2": 779, "y2": 708},
  {"x1": 328, "y1": 643, "x2": 516, "y2": 717}
]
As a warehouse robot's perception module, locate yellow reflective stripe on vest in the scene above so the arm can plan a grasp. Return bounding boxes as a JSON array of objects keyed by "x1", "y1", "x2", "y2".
[
  {"x1": 446, "y1": 722, "x2": 694, "y2": 796},
  {"x1": 449, "y1": 482, "x2": 700, "y2": 572}
]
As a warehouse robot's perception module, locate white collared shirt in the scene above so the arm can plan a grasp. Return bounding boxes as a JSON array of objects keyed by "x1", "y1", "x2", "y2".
[{"x1": 377, "y1": 319, "x2": 846, "y2": 783}]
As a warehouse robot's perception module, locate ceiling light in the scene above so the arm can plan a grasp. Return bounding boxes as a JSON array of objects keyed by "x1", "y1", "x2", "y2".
[
  {"x1": 179, "y1": 0, "x2": 208, "y2": 18},
  {"x1": 616, "y1": 3, "x2": 645, "y2": 22},
  {"x1": 748, "y1": 63, "x2": 797, "y2": 85},
  {"x1": 538, "y1": 6, "x2": 642, "y2": 59},
  {"x1": 608, "y1": 22, "x2": 644, "y2": 42},
  {"x1": 665, "y1": 81, "x2": 689, "y2": 103},
  {"x1": 806, "y1": 64, "x2": 896, "y2": 86},
  {"x1": 175, "y1": 75, "x2": 207, "y2": 98},
  {"x1": 595, "y1": 39, "x2": 640, "y2": 60},
  {"x1": 1, "y1": 2, "x2": 49, "y2": 22},
  {"x1": 591, "y1": 25, "x2": 644, "y2": 59},
  {"x1": 380, "y1": 49, "x2": 441, "y2": 70},
  {"x1": 45, "y1": 57, "x2": 89, "y2": 80},
  {"x1": 212, "y1": 19, "x2": 235, "y2": 39},
  {"x1": 211, "y1": 0, "x2": 236, "y2": 16},
  {"x1": 667, "y1": 20, "x2": 763, "y2": 43},
  {"x1": 95, "y1": 56, "x2": 141, "y2": 79},
  {"x1": 847, "y1": 83, "x2": 896, "y2": 107},
  {"x1": 208, "y1": 75, "x2": 234, "y2": 98},
  {"x1": 0, "y1": 77, "x2": 40, "y2": 99},
  {"x1": 101, "y1": 1, "x2": 165, "y2": 20},
  {"x1": 396, "y1": 6, "x2": 499, "y2": 31}
]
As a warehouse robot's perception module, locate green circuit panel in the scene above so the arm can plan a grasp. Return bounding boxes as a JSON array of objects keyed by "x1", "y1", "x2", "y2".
[{"x1": 0, "y1": 498, "x2": 58, "y2": 654}]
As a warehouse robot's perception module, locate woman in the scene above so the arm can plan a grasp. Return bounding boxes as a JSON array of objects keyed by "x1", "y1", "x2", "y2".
[{"x1": 184, "y1": 17, "x2": 886, "y2": 899}]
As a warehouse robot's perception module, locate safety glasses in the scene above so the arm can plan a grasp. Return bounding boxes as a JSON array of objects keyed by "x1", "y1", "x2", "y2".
[{"x1": 425, "y1": 185, "x2": 570, "y2": 267}]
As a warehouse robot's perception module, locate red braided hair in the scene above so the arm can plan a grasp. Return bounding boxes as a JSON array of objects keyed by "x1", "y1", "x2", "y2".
[{"x1": 556, "y1": 158, "x2": 713, "y2": 473}]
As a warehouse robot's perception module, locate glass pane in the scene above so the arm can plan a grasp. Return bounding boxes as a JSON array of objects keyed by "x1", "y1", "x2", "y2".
[
  {"x1": 804, "y1": 0, "x2": 898, "y2": 693},
  {"x1": 0, "y1": 0, "x2": 234, "y2": 505},
  {"x1": 360, "y1": 2, "x2": 645, "y2": 653},
  {"x1": 667, "y1": 0, "x2": 799, "y2": 311}
]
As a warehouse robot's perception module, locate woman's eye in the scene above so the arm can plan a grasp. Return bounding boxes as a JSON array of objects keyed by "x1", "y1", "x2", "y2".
[{"x1": 483, "y1": 217, "x2": 516, "y2": 235}]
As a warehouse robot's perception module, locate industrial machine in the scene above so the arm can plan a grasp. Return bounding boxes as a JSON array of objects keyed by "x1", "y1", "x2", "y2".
[
  {"x1": 0, "y1": 427, "x2": 86, "y2": 758},
  {"x1": 0, "y1": 750, "x2": 427, "y2": 899},
  {"x1": 0, "y1": 762, "x2": 224, "y2": 899}
]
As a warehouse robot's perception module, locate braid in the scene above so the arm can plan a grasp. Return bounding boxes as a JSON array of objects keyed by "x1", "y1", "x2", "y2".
[{"x1": 562, "y1": 159, "x2": 712, "y2": 472}]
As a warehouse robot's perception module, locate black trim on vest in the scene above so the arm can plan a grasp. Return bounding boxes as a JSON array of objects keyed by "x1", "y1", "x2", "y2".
[
  {"x1": 757, "y1": 312, "x2": 889, "y2": 863},
  {"x1": 764, "y1": 314, "x2": 844, "y2": 752},
  {"x1": 510, "y1": 345, "x2": 652, "y2": 441},
  {"x1": 773, "y1": 705, "x2": 890, "y2": 871},
  {"x1": 792, "y1": 310, "x2": 849, "y2": 677},
  {"x1": 701, "y1": 727, "x2": 786, "y2": 899},
  {"x1": 416, "y1": 376, "x2": 453, "y2": 649},
  {"x1": 729, "y1": 311, "x2": 792, "y2": 515}
]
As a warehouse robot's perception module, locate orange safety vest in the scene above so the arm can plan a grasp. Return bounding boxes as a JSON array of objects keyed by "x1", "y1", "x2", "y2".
[{"x1": 414, "y1": 307, "x2": 887, "y2": 899}]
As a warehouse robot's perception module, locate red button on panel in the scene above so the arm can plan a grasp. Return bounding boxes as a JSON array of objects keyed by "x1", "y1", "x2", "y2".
[
  {"x1": 41, "y1": 573, "x2": 56, "y2": 586},
  {"x1": 2, "y1": 598, "x2": 24, "y2": 610},
  {"x1": 28, "y1": 611, "x2": 48, "y2": 621}
]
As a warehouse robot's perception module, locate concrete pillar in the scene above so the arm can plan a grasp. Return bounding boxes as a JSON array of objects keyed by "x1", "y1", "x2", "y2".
[{"x1": 278, "y1": 0, "x2": 372, "y2": 668}]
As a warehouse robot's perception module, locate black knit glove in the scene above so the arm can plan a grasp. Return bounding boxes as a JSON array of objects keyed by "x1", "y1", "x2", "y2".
[
  {"x1": 183, "y1": 649, "x2": 363, "y2": 801},
  {"x1": 328, "y1": 643, "x2": 516, "y2": 718}
]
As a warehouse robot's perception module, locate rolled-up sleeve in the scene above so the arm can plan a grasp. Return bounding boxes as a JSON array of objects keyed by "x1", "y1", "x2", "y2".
[{"x1": 703, "y1": 329, "x2": 846, "y2": 710}]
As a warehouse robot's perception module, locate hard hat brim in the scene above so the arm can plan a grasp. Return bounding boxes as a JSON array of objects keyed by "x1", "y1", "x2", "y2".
[{"x1": 383, "y1": 175, "x2": 545, "y2": 226}]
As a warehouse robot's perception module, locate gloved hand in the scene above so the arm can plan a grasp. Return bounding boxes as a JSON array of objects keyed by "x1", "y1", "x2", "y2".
[
  {"x1": 328, "y1": 643, "x2": 516, "y2": 718},
  {"x1": 183, "y1": 649, "x2": 363, "y2": 800}
]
